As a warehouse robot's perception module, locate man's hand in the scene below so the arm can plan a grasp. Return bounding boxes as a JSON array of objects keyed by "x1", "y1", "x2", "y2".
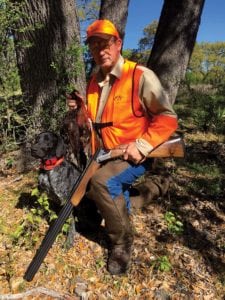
[
  {"x1": 66, "y1": 99, "x2": 77, "y2": 111},
  {"x1": 66, "y1": 90, "x2": 84, "y2": 111},
  {"x1": 117, "y1": 142, "x2": 145, "y2": 164}
]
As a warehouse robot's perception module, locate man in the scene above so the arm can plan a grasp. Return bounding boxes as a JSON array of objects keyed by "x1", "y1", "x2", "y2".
[{"x1": 68, "y1": 19, "x2": 178, "y2": 275}]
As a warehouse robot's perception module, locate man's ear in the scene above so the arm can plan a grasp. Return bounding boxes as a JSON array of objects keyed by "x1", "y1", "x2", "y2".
[
  {"x1": 56, "y1": 136, "x2": 67, "y2": 158},
  {"x1": 116, "y1": 38, "x2": 122, "y2": 51}
]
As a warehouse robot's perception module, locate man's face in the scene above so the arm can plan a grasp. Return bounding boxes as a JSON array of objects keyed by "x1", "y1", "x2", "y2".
[{"x1": 88, "y1": 35, "x2": 122, "y2": 74}]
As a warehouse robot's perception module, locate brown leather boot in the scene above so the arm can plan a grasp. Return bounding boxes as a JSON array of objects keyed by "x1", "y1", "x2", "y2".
[
  {"x1": 130, "y1": 174, "x2": 172, "y2": 209},
  {"x1": 87, "y1": 175, "x2": 135, "y2": 275},
  {"x1": 107, "y1": 234, "x2": 133, "y2": 275}
]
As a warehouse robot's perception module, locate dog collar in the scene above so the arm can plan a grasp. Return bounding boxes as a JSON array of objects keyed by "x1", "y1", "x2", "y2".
[{"x1": 40, "y1": 157, "x2": 64, "y2": 170}]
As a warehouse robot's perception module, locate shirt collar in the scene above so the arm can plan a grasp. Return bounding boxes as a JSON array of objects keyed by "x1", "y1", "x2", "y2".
[{"x1": 111, "y1": 55, "x2": 124, "y2": 79}]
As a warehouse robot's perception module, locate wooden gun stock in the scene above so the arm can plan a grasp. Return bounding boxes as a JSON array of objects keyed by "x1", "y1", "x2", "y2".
[{"x1": 148, "y1": 136, "x2": 185, "y2": 158}]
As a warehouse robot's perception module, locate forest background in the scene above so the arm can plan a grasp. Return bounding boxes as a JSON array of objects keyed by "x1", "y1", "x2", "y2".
[{"x1": 0, "y1": 0, "x2": 224, "y2": 299}]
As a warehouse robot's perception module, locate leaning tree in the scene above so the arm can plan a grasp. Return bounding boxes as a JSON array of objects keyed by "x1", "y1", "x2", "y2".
[{"x1": 148, "y1": 0, "x2": 205, "y2": 104}]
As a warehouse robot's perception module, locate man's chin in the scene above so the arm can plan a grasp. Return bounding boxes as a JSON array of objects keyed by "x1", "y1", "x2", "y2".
[
  {"x1": 100, "y1": 63, "x2": 113, "y2": 73},
  {"x1": 99, "y1": 59, "x2": 112, "y2": 67}
]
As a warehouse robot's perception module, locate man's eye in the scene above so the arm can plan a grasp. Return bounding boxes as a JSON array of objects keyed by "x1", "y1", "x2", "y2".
[{"x1": 100, "y1": 42, "x2": 107, "y2": 47}]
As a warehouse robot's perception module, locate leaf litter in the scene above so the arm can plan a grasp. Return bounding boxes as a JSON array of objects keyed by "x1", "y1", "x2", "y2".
[{"x1": 0, "y1": 137, "x2": 224, "y2": 299}]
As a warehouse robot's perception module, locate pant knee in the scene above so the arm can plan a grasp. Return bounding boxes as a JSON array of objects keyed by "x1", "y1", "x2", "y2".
[{"x1": 89, "y1": 171, "x2": 106, "y2": 190}]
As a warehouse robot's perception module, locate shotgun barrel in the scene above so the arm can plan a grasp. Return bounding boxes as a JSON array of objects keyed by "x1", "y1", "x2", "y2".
[
  {"x1": 23, "y1": 201, "x2": 73, "y2": 281},
  {"x1": 23, "y1": 149, "x2": 101, "y2": 282}
]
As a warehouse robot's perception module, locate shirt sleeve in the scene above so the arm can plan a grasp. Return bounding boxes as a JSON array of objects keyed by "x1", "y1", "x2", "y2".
[{"x1": 135, "y1": 66, "x2": 178, "y2": 156}]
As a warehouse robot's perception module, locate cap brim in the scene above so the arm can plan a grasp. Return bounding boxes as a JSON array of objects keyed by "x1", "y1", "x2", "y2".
[{"x1": 85, "y1": 33, "x2": 114, "y2": 44}]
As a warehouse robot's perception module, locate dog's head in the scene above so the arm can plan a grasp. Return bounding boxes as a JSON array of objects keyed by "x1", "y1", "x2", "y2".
[{"x1": 31, "y1": 132, "x2": 67, "y2": 160}]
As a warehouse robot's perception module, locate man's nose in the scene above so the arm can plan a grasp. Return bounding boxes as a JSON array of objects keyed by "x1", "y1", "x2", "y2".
[{"x1": 99, "y1": 48, "x2": 107, "y2": 55}]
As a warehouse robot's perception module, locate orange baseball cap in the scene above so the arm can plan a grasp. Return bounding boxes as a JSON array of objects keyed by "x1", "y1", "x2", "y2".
[{"x1": 86, "y1": 19, "x2": 120, "y2": 41}]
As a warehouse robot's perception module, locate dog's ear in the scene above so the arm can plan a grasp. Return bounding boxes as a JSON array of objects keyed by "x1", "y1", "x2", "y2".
[{"x1": 56, "y1": 136, "x2": 67, "y2": 158}]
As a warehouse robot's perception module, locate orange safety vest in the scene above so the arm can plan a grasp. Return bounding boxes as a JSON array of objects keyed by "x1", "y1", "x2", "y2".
[{"x1": 87, "y1": 60, "x2": 150, "y2": 151}]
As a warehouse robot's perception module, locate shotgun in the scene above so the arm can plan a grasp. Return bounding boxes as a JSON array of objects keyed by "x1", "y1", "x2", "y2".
[{"x1": 23, "y1": 135, "x2": 184, "y2": 281}]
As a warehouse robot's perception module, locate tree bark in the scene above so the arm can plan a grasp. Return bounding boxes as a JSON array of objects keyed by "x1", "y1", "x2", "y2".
[
  {"x1": 148, "y1": 0, "x2": 205, "y2": 104},
  {"x1": 99, "y1": 0, "x2": 130, "y2": 40},
  {"x1": 13, "y1": 0, "x2": 86, "y2": 133}
]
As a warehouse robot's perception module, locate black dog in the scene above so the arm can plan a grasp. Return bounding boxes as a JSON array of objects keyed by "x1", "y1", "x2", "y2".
[
  {"x1": 31, "y1": 131, "x2": 81, "y2": 206},
  {"x1": 31, "y1": 131, "x2": 102, "y2": 243}
]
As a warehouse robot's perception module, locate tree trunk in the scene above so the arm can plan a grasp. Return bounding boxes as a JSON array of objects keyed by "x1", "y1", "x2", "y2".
[
  {"x1": 14, "y1": 0, "x2": 86, "y2": 133},
  {"x1": 148, "y1": 0, "x2": 205, "y2": 104},
  {"x1": 12, "y1": 0, "x2": 86, "y2": 171},
  {"x1": 99, "y1": 0, "x2": 130, "y2": 40}
]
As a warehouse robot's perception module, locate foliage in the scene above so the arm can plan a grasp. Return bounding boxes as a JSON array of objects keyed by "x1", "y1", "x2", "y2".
[
  {"x1": 182, "y1": 43, "x2": 225, "y2": 135},
  {"x1": 153, "y1": 255, "x2": 172, "y2": 272},
  {"x1": 0, "y1": 0, "x2": 26, "y2": 47},
  {"x1": 138, "y1": 20, "x2": 158, "y2": 51},
  {"x1": 122, "y1": 48, "x2": 150, "y2": 66},
  {"x1": 188, "y1": 42, "x2": 225, "y2": 85},
  {"x1": 0, "y1": 93, "x2": 32, "y2": 152},
  {"x1": 76, "y1": 0, "x2": 101, "y2": 79},
  {"x1": 0, "y1": 0, "x2": 27, "y2": 95},
  {"x1": 192, "y1": 94, "x2": 224, "y2": 134},
  {"x1": 123, "y1": 22, "x2": 225, "y2": 136},
  {"x1": 11, "y1": 188, "x2": 71, "y2": 248},
  {"x1": 185, "y1": 161, "x2": 223, "y2": 196},
  {"x1": 0, "y1": 1, "x2": 89, "y2": 145},
  {"x1": 11, "y1": 188, "x2": 56, "y2": 247},
  {"x1": 30, "y1": 188, "x2": 58, "y2": 222},
  {"x1": 0, "y1": 0, "x2": 32, "y2": 151},
  {"x1": 176, "y1": 84, "x2": 225, "y2": 134},
  {"x1": 83, "y1": 45, "x2": 94, "y2": 79},
  {"x1": 164, "y1": 211, "x2": 184, "y2": 235},
  {"x1": 0, "y1": 39, "x2": 20, "y2": 95},
  {"x1": 77, "y1": 0, "x2": 100, "y2": 45},
  {"x1": 39, "y1": 94, "x2": 67, "y2": 133},
  {"x1": 77, "y1": 0, "x2": 100, "y2": 22},
  {"x1": 123, "y1": 20, "x2": 158, "y2": 65}
]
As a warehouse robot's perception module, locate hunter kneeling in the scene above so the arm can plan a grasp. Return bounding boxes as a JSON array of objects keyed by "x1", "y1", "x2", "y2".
[{"x1": 68, "y1": 19, "x2": 179, "y2": 275}]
